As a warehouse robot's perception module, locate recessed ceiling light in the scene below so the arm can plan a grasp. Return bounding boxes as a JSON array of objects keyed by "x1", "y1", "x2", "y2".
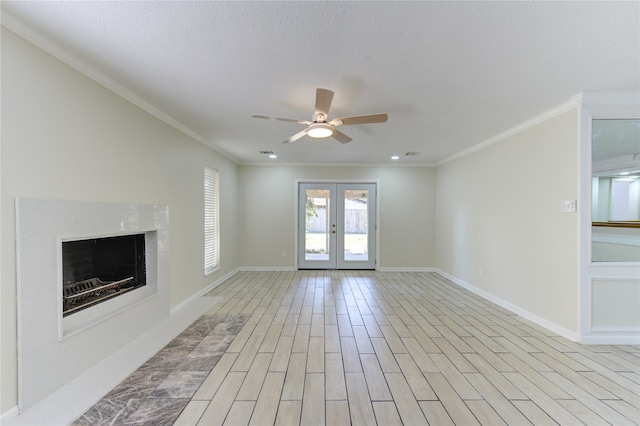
[
  {"x1": 269, "y1": 154, "x2": 277, "y2": 159},
  {"x1": 391, "y1": 156, "x2": 400, "y2": 160}
]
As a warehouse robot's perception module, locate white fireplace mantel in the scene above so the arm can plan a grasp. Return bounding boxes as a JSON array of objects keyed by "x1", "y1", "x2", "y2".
[{"x1": 15, "y1": 198, "x2": 170, "y2": 412}]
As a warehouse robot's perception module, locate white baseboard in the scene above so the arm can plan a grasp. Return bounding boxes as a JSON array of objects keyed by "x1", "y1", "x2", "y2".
[
  {"x1": 3, "y1": 296, "x2": 219, "y2": 426},
  {"x1": 377, "y1": 267, "x2": 436, "y2": 272},
  {"x1": 239, "y1": 266, "x2": 296, "y2": 271},
  {"x1": 1, "y1": 406, "x2": 20, "y2": 424},
  {"x1": 170, "y1": 268, "x2": 240, "y2": 314},
  {"x1": 434, "y1": 269, "x2": 579, "y2": 342},
  {"x1": 239, "y1": 267, "x2": 434, "y2": 272}
]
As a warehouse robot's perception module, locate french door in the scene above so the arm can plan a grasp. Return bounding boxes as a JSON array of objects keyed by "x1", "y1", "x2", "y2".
[{"x1": 298, "y1": 182, "x2": 376, "y2": 269}]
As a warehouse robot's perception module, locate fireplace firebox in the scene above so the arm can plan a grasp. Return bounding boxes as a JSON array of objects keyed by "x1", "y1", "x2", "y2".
[{"x1": 62, "y1": 234, "x2": 146, "y2": 316}]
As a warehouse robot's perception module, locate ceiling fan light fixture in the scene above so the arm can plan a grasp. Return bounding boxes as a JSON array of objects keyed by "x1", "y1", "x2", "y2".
[
  {"x1": 253, "y1": 88, "x2": 387, "y2": 144},
  {"x1": 306, "y1": 123, "x2": 333, "y2": 138}
]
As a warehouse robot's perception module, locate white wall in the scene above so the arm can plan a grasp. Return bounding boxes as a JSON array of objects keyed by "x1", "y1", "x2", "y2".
[
  {"x1": 435, "y1": 109, "x2": 580, "y2": 336},
  {"x1": 1, "y1": 28, "x2": 239, "y2": 413},
  {"x1": 238, "y1": 165, "x2": 436, "y2": 269}
]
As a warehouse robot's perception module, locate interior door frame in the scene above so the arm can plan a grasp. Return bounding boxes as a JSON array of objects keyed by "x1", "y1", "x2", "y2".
[
  {"x1": 577, "y1": 93, "x2": 640, "y2": 344},
  {"x1": 295, "y1": 179, "x2": 380, "y2": 270}
]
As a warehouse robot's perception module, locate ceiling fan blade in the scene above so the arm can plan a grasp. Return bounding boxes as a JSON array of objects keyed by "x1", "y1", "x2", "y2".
[
  {"x1": 314, "y1": 88, "x2": 334, "y2": 119},
  {"x1": 282, "y1": 129, "x2": 308, "y2": 144},
  {"x1": 331, "y1": 128, "x2": 352, "y2": 144},
  {"x1": 252, "y1": 114, "x2": 310, "y2": 125},
  {"x1": 330, "y1": 113, "x2": 388, "y2": 126}
]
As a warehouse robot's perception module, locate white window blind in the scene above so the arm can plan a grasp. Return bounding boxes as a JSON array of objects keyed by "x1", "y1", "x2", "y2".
[{"x1": 204, "y1": 166, "x2": 219, "y2": 275}]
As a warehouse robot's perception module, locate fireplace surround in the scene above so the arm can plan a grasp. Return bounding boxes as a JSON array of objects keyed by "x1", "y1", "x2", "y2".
[{"x1": 16, "y1": 198, "x2": 170, "y2": 411}]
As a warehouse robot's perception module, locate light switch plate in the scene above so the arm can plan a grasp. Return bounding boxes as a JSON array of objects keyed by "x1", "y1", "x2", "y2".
[{"x1": 561, "y1": 200, "x2": 577, "y2": 213}]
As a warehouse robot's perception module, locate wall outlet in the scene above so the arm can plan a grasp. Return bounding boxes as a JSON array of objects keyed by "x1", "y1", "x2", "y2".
[
  {"x1": 281, "y1": 250, "x2": 286, "y2": 257},
  {"x1": 561, "y1": 200, "x2": 577, "y2": 213}
]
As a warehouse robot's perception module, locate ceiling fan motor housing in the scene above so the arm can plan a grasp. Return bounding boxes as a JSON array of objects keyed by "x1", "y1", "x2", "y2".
[{"x1": 314, "y1": 113, "x2": 328, "y2": 123}]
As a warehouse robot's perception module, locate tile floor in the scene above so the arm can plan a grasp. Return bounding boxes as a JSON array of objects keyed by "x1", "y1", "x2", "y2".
[{"x1": 77, "y1": 271, "x2": 640, "y2": 425}]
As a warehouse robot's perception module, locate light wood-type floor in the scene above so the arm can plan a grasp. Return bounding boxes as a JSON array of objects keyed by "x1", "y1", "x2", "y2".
[{"x1": 175, "y1": 271, "x2": 640, "y2": 425}]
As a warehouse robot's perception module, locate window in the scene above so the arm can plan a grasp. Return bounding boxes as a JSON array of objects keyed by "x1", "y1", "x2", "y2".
[{"x1": 204, "y1": 166, "x2": 219, "y2": 275}]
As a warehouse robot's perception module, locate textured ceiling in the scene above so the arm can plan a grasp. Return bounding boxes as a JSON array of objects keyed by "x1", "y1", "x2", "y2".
[{"x1": 2, "y1": 1, "x2": 639, "y2": 165}]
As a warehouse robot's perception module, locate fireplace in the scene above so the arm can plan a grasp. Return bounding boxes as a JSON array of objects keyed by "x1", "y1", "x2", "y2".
[
  {"x1": 62, "y1": 234, "x2": 147, "y2": 316},
  {"x1": 16, "y1": 198, "x2": 170, "y2": 411}
]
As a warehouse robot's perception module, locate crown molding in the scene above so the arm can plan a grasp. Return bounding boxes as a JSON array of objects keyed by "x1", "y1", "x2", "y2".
[
  {"x1": 238, "y1": 161, "x2": 437, "y2": 167},
  {"x1": 437, "y1": 97, "x2": 580, "y2": 166},
  {"x1": 1, "y1": 12, "x2": 211, "y2": 147},
  {"x1": 201, "y1": 141, "x2": 240, "y2": 164}
]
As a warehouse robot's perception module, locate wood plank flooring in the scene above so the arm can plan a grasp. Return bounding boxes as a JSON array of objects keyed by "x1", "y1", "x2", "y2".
[{"x1": 176, "y1": 270, "x2": 639, "y2": 425}]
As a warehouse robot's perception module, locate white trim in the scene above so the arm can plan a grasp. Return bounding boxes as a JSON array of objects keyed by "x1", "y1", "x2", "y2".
[
  {"x1": 1, "y1": 407, "x2": 20, "y2": 424},
  {"x1": 377, "y1": 267, "x2": 436, "y2": 272},
  {"x1": 239, "y1": 266, "x2": 297, "y2": 272},
  {"x1": 237, "y1": 267, "x2": 436, "y2": 272},
  {"x1": 437, "y1": 99, "x2": 579, "y2": 166},
  {"x1": 242, "y1": 98, "x2": 580, "y2": 168},
  {"x1": 590, "y1": 325, "x2": 640, "y2": 333},
  {"x1": 580, "y1": 333, "x2": 640, "y2": 345},
  {"x1": 3, "y1": 296, "x2": 218, "y2": 426},
  {"x1": 239, "y1": 161, "x2": 437, "y2": 167},
  {"x1": 589, "y1": 263, "x2": 640, "y2": 277},
  {"x1": 434, "y1": 269, "x2": 579, "y2": 342},
  {"x1": 577, "y1": 92, "x2": 640, "y2": 343},
  {"x1": 295, "y1": 178, "x2": 384, "y2": 183},
  {"x1": 0, "y1": 12, "x2": 239, "y2": 164},
  {"x1": 584, "y1": 323, "x2": 640, "y2": 345},
  {"x1": 1, "y1": 13, "x2": 202, "y2": 142}
]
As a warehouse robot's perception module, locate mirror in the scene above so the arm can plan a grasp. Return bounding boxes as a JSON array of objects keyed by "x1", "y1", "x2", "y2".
[{"x1": 592, "y1": 119, "x2": 640, "y2": 262}]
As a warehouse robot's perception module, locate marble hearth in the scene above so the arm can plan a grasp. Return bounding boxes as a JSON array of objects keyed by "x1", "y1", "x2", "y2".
[{"x1": 73, "y1": 314, "x2": 248, "y2": 425}]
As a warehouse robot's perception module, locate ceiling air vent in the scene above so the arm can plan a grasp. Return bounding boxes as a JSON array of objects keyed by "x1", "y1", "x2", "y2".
[
  {"x1": 405, "y1": 152, "x2": 420, "y2": 156},
  {"x1": 259, "y1": 150, "x2": 274, "y2": 155}
]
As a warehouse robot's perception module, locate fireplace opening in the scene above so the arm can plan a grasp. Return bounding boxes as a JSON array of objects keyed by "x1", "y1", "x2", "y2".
[{"x1": 62, "y1": 234, "x2": 146, "y2": 316}]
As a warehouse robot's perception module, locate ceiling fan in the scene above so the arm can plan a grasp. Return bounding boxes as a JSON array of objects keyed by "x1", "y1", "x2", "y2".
[{"x1": 252, "y1": 88, "x2": 388, "y2": 144}]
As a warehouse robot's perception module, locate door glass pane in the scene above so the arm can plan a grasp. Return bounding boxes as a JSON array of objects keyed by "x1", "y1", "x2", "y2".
[
  {"x1": 305, "y1": 189, "x2": 330, "y2": 261},
  {"x1": 591, "y1": 119, "x2": 640, "y2": 262},
  {"x1": 343, "y1": 189, "x2": 369, "y2": 261}
]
